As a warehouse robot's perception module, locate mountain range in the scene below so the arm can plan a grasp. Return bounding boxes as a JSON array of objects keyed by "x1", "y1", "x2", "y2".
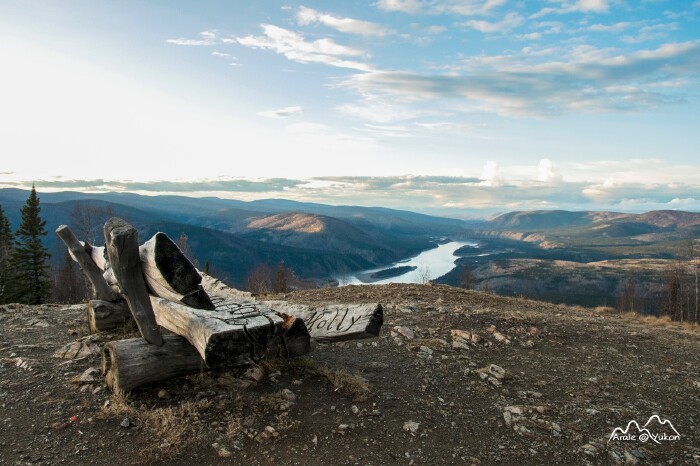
[
  {"x1": 1, "y1": 188, "x2": 698, "y2": 296},
  {"x1": 0, "y1": 188, "x2": 464, "y2": 286}
]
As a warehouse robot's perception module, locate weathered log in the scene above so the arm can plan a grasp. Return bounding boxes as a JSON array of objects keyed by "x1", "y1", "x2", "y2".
[
  {"x1": 87, "y1": 300, "x2": 132, "y2": 333},
  {"x1": 89, "y1": 244, "x2": 108, "y2": 271},
  {"x1": 150, "y1": 296, "x2": 311, "y2": 367},
  {"x1": 104, "y1": 218, "x2": 164, "y2": 346},
  {"x1": 199, "y1": 272, "x2": 253, "y2": 300},
  {"x1": 262, "y1": 301, "x2": 383, "y2": 342},
  {"x1": 140, "y1": 232, "x2": 214, "y2": 310},
  {"x1": 265, "y1": 313, "x2": 311, "y2": 359},
  {"x1": 55, "y1": 225, "x2": 119, "y2": 301},
  {"x1": 102, "y1": 335, "x2": 205, "y2": 394}
]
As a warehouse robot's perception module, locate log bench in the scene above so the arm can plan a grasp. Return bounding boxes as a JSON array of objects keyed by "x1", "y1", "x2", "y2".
[{"x1": 57, "y1": 219, "x2": 383, "y2": 393}]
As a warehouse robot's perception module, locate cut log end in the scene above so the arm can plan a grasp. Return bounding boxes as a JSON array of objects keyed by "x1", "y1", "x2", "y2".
[
  {"x1": 87, "y1": 300, "x2": 131, "y2": 333},
  {"x1": 102, "y1": 335, "x2": 206, "y2": 394}
]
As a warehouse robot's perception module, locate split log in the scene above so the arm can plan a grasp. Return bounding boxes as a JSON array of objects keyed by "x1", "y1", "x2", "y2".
[
  {"x1": 150, "y1": 296, "x2": 310, "y2": 367},
  {"x1": 87, "y1": 300, "x2": 132, "y2": 333},
  {"x1": 89, "y1": 245, "x2": 108, "y2": 271},
  {"x1": 55, "y1": 225, "x2": 119, "y2": 302},
  {"x1": 102, "y1": 335, "x2": 205, "y2": 394},
  {"x1": 104, "y1": 217, "x2": 163, "y2": 346},
  {"x1": 140, "y1": 232, "x2": 214, "y2": 310},
  {"x1": 262, "y1": 301, "x2": 383, "y2": 342},
  {"x1": 200, "y1": 272, "x2": 253, "y2": 300},
  {"x1": 265, "y1": 313, "x2": 311, "y2": 359}
]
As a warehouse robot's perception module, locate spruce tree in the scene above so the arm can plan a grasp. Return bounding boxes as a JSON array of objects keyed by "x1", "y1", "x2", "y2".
[
  {"x1": 8, "y1": 186, "x2": 52, "y2": 304},
  {"x1": 0, "y1": 204, "x2": 14, "y2": 303}
]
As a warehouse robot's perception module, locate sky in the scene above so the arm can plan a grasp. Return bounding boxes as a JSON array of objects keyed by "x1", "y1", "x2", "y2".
[{"x1": 0, "y1": 0, "x2": 699, "y2": 217}]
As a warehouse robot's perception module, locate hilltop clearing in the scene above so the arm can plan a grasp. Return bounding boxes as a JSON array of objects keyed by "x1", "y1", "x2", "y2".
[{"x1": 1, "y1": 284, "x2": 698, "y2": 465}]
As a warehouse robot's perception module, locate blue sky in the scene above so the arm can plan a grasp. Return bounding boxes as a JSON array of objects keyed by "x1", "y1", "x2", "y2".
[{"x1": 1, "y1": 0, "x2": 699, "y2": 216}]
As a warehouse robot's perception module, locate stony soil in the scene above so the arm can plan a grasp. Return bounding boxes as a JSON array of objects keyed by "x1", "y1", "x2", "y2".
[{"x1": 1, "y1": 284, "x2": 699, "y2": 465}]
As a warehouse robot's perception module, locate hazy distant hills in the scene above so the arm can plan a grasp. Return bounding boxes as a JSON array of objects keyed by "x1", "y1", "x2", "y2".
[
  {"x1": 483, "y1": 209, "x2": 700, "y2": 244},
  {"x1": 2, "y1": 187, "x2": 699, "y2": 294},
  {"x1": 0, "y1": 188, "x2": 458, "y2": 286}
]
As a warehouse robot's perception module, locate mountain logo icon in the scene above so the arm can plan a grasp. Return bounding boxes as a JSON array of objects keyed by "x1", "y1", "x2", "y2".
[{"x1": 609, "y1": 415, "x2": 681, "y2": 444}]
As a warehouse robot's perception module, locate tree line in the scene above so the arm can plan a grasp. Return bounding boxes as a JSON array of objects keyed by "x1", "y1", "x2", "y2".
[{"x1": 0, "y1": 186, "x2": 52, "y2": 304}]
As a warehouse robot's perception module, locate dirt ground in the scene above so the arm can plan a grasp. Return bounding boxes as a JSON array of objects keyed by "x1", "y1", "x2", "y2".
[{"x1": 1, "y1": 284, "x2": 699, "y2": 465}]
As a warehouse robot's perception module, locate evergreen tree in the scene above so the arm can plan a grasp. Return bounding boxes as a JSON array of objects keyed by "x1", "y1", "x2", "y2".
[
  {"x1": 8, "y1": 186, "x2": 52, "y2": 304},
  {"x1": 0, "y1": 204, "x2": 14, "y2": 303},
  {"x1": 273, "y1": 262, "x2": 289, "y2": 293}
]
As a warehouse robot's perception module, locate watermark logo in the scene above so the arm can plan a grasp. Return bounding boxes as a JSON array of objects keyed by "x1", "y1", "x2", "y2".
[{"x1": 609, "y1": 415, "x2": 680, "y2": 444}]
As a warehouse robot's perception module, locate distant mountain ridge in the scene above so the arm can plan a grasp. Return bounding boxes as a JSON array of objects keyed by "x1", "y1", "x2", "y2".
[
  {"x1": 0, "y1": 188, "x2": 459, "y2": 287},
  {"x1": 485, "y1": 209, "x2": 700, "y2": 231}
]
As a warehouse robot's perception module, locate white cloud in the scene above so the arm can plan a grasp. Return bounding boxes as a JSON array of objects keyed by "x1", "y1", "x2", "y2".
[
  {"x1": 376, "y1": 0, "x2": 507, "y2": 15},
  {"x1": 531, "y1": 0, "x2": 609, "y2": 18},
  {"x1": 480, "y1": 161, "x2": 503, "y2": 186},
  {"x1": 296, "y1": 6, "x2": 391, "y2": 36},
  {"x1": 235, "y1": 24, "x2": 373, "y2": 71},
  {"x1": 587, "y1": 22, "x2": 632, "y2": 32},
  {"x1": 257, "y1": 106, "x2": 303, "y2": 119},
  {"x1": 462, "y1": 12, "x2": 524, "y2": 33},
  {"x1": 573, "y1": 0, "x2": 609, "y2": 13},
  {"x1": 537, "y1": 158, "x2": 562, "y2": 182},
  {"x1": 435, "y1": 0, "x2": 508, "y2": 16},
  {"x1": 166, "y1": 30, "x2": 217, "y2": 46},
  {"x1": 376, "y1": 0, "x2": 423, "y2": 13},
  {"x1": 622, "y1": 23, "x2": 678, "y2": 44},
  {"x1": 339, "y1": 40, "x2": 700, "y2": 118}
]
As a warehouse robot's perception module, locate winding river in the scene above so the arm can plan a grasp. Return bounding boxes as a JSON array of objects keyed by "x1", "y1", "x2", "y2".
[{"x1": 340, "y1": 241, "x2": 476, "y2": 285}]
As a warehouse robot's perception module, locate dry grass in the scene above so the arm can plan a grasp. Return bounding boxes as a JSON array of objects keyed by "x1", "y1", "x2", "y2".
[
  {"x1": 100, "y1": 395, "x2": 205, "y2": 459},
  {"x1": 292, "y1": 357, "x2": 371, "y2": 401},
  {"x1": 619, "y1": 311, "x2": 700, "y2": 333}
]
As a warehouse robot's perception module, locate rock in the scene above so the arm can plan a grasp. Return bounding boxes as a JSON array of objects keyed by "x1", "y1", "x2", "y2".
[
  {"x1": 403, "y1": 421, "x2": 420, "y2": 434},
  {"x1": 504, "y1": 406, "x2": 523, "y2": 415},
  {"x1": 477, "y1": 364, "x2": 506, "y2": 382},
  {"x1": 243, "y1": 365, "x2": 265, "y2": 383},
  {"x1": 391, "y1": 326, "x2": 415, "y2": 340},
  {"x1": 53, "y1": 341, "x2": 99, "y2": 360},
  {"x1": 282, "y1": 388, "x2": 296, "y2": 402},
  {"x1": 157, "y1": 389, "x2": 171, "y2": 400},
  {"x1": 351, "y1": 405, "x2": 360, "y2": 414},
  {"x1": 528, "y1": 326, "x2": 539, "y2": 336},
  {"x1": 120, "y1": 418, "x2": 131, "y2": 428},
  {"x1": 581, "y1": 444, "x2": 597, "y2": 456},
  {"x1": 624, "y1": 451, "x2": 638, "y2": 465},
  {"x1": 72, "y1": 367, "x2": 100, "y2": 383},
  {"x1": 452, "y1": 340, "x2": 471, "y2": 350},
  {"x1": 212, "y1": 443, "x2": 232, "y2": 458},
  {"x1": 503, "y1": 411, "x2": 512, "y2": 427},
  {"x1": 492, "y1": 331, "x2": 510, "y2": 344}
]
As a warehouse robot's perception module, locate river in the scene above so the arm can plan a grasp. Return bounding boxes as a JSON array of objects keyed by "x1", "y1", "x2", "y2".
[{"x1": 339, "y1": 241, "x2": 476, "y2": 285}]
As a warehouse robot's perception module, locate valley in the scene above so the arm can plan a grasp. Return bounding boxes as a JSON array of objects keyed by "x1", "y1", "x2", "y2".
[{"x1": 0, "y1": 189, "x2": 698, "y2": 316}]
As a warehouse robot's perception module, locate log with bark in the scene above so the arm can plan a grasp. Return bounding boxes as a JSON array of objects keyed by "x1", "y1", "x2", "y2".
[
  {"x1": 140, "y1": 232, "x2": 214, "y2": 310},
  {"x1": 150, "y1": 295, "x2": 311, "y2": 367},
  {"x1": 262, "y1": 301, "x2": 383, "y2": 342},
  {"x1": 102, "y1": 335, "x2": 206, "y2": 395},
  {"x1": 104, "y1": 217, "x2": 164, "y2": 346},
  {"x1": 87, "y1": 300, "x2": 132, "y2": 333},
  {"x1": 55, "y1": 225, "x2": 119, "y2": 302}
]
